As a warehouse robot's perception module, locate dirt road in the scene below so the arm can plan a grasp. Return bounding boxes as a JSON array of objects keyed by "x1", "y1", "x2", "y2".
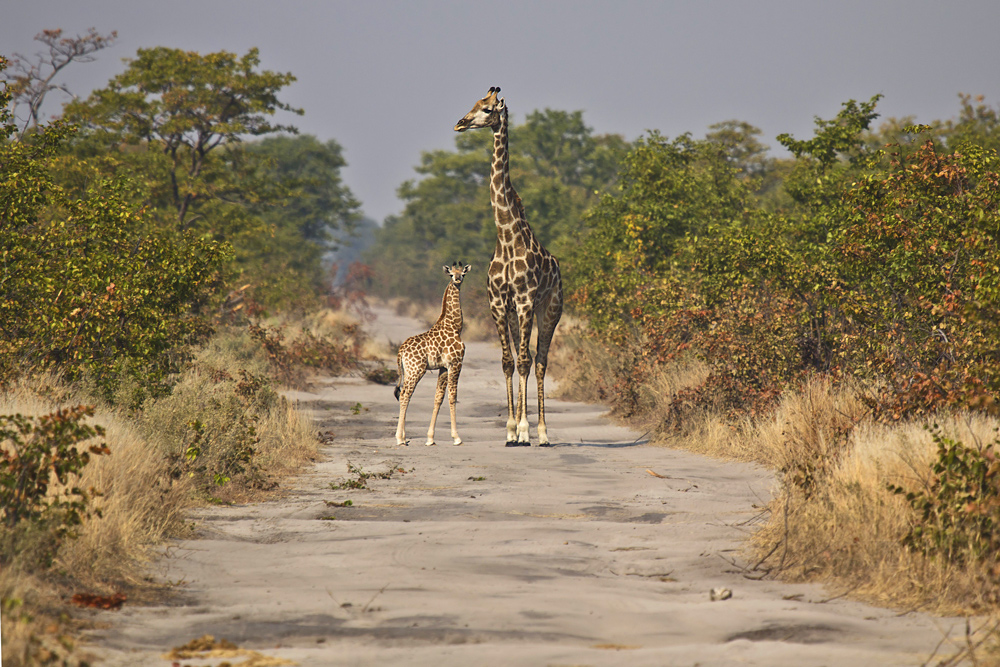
[{"x1": 89, "y1": 307, "x2": 961, "y2": 666}]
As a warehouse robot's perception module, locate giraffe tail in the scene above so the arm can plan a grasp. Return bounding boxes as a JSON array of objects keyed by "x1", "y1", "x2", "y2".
[{"x1": 394, "y1": 356, "x2": 403, "y2": 401}]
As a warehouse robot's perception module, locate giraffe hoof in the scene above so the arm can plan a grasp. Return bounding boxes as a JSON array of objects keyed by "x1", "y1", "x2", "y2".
[
  {"x1": 505, "y1": 441, "x2": 530, "y2": 447},
  {"x1": 538, "y1": 442, "x2": 554, "y2": 448}
]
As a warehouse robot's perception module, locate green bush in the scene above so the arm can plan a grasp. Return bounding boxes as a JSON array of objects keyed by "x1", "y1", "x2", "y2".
[
  {"x1": 0, "y1": 60, "x2": 229, "y2": 405},
  {"x1": 569, "y1": 97, "x2": 1000, "y2": 423},
  {"x1": 891, "y1": 426, "x2": 1000, "y2": 572},
  {"x1": 0, "y1": 406, "x2": 108, "y2": 567}
]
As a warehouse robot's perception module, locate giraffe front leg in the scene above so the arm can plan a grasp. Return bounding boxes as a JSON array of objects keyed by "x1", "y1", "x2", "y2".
[
  {"x1": 425, "y1": 369, "x2": 448, "y2": 446},
  {"x1": 395, "y1": 394, "x2": 409, "y2": 446},
  {"x1": 514, "y1": 306, "x2": 534, "y2": 445},
  {"x1": 447, "y1": 360, "x2": 463, "y2": 445},
  {"x1": 504, "y1": 358, "x2": 518, "y2": 444},
  {"x1": 493, "y1": 306, "x2": 519, "y2": 446}
]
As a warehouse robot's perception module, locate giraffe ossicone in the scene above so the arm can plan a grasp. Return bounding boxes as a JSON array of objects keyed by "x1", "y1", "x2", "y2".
[
  {"x1": 394, "y1": 262, "x2": 471, "y2": 447},
  {"x1": 455, "y1": 87, "x2": 563, "y2": 447}
]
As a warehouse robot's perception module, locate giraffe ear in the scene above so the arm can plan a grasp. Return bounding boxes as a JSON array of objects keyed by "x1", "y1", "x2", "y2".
[
  {"x1": 443, "y1": 265, "x2": 451, "y2": 275},
  {"x1": 462, "y1": 264, "x2": 472, "y2": 275}
]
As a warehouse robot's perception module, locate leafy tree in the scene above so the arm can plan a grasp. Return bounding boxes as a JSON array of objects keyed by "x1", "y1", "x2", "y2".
[
  {"x1": 570, "y1": 92, "x2": 1000, "y2": 423},
  {"x1": 63, "y1": 46, "x2": 301, "y2": 229},
  {"x1": 705, "y1": 119, "x2": 772, "y2": 179},
  {"x1": 775, "y1": 96, "x2": 882, "y2": 224},
  {"x1": 943, "y1": 93, "x2": 1000, "y2": 154},
  {"x1": 56, "y1": 47, "x2": 355, "y2": 307},
  {"x1": 834, "y1": 135, "x2": 1000, "y2": 416},
  {"x1": 242, "y1": 134, "x2": 362, "y2": 303},
  {"x1": 249, "y1": 134, "x2": 361, "y2": 246},
  {"x1": 1, "y1": 57, "x2": 229, "y2": 402},
  {"x1": 567, "y1": 131, "x2": 755, "y2": 334}
]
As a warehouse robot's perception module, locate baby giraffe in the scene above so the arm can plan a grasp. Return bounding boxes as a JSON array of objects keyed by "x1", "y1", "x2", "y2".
[{"x1": 394, "y1": 262, "x2": 471, "y2": 446}]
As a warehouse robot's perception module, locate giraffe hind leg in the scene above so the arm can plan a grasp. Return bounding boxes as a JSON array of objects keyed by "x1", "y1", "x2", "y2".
[
  {"x1": 534, "y1": 288, "x2": 563, "y2": 447},
  {"x1": 395, "y1": 357, "x2": 425, "y2": 446},
  {"x1": 493, "y1": 304, "x2": 520, "y2": 446}
]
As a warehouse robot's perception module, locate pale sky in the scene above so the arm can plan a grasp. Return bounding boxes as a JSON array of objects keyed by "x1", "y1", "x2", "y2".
[{"x1": 3, "y1": 1, "x2": 999, "y2": 222}]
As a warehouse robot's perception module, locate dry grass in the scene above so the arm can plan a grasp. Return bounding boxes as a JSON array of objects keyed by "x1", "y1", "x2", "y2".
[
  {"x1": 1, "y1": 572, "x2": 92, "y2": 667},
  {"x1": 137, "y1": 328, "x2": 319, "y2": 503},
  {"x1": 548, "y1": 323, "x2": 620, "y2": 403},
  {"x1": 550, "y1": 325, "x2": 711, "y2": 428},
  {"x1": 280, "y1": 307, "x2": 382, "y2": 360},
  {"x1": 749, "y1": 409, "x2": 1000, "y2": 615},
  {"x1": 0, "y1": 378, "x2": 196, "y2": 585},
  {"x1": 654, "y1": 371, "x2": 1000, "y2": 616}
]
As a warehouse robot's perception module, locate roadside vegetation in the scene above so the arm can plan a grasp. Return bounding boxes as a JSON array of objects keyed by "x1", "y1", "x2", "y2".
[
  {"x1": 1, "y1": 32, "x2": 371, "y2": 666},
  {"x1": 548, "y1": 94, "x2": 1000, "y2": 643}
]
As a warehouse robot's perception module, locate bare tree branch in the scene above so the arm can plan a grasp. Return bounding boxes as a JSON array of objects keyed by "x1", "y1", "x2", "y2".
[{"x1": 3, "y1": 27, "x2": 117, "y2": 136}]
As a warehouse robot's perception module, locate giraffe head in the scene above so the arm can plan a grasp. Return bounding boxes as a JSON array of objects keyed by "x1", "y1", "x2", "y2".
[
  {"x1": 443, "y1": 262, "x2": 472, "y2": 286},
  {"x1": 454, "y1": 87, "x2": 504, "y2": 132}
]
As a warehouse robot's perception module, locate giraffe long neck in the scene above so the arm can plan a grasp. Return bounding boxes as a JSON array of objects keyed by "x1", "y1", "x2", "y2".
[
  {"x1": 490, "y1": 108, "x2": 524, "y2": 230},
  {"x1": 436, "y1": 282, "x2": 463, "y2": 335}
]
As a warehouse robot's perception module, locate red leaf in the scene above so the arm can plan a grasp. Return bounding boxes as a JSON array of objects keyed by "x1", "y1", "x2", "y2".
[{"x1": 71, "y1": 592, "x2": 126, "y2": 610}]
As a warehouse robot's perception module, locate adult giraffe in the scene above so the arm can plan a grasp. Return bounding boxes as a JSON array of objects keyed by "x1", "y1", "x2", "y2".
[{"x1": 455, "y1": 86, "x2": 563, "y2": 447}]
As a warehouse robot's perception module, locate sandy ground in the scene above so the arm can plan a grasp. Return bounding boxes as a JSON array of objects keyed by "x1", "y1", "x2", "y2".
[{"x1": 86, "y1": 307, "x2": 965, "y2": 666}]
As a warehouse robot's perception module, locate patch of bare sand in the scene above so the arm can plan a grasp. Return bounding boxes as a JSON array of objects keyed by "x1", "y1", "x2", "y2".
[{"x1": 86, "y1": 306, "x2": 964, "y2": 666}]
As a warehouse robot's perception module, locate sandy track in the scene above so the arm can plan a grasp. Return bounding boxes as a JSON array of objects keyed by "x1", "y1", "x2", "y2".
[{"x1": 89, "y1": 307, "x2": 961, "y2": 666}]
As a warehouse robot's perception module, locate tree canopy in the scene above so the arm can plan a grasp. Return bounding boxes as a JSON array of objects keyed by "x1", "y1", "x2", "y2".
[
  {"x1": 52, "y1": 46, "x2": 357, "y2": 308},
  {"x1": 63, "y1": 46, "x2": 301, "y2": 229}
]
